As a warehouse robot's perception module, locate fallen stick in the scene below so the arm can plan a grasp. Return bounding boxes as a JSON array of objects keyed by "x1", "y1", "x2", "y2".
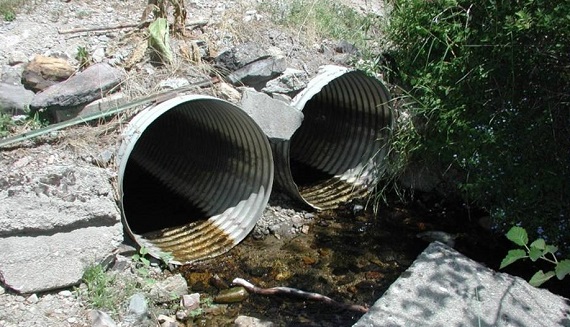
[
  {"x1": 58, "y1": 20, "x2": 208, "y2": 34},
  {"x1": 232, "y1": 278, "x2": 369, "y2": 313}
]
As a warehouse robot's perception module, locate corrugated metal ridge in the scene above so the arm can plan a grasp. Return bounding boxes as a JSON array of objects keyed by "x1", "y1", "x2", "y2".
[
  {"x1": 119, "y1": 96, "x2": 273, "y2": 263},
  {"x1": 285, "y1": 67, "x2": 392, "y2": 210}
]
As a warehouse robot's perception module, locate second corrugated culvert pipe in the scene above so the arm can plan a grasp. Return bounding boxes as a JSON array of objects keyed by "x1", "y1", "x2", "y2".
[
  {"x1": 117, "y1": 95, "x2": 273, "y2": 264},
  {"x1": 274, "y1": 65, "x2": 393, "y2": 210}
]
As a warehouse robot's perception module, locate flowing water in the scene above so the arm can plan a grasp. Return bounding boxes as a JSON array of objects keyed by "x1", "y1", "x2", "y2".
[{"x1": 176, "y1": 194, "x2": 570, "y2": 326}]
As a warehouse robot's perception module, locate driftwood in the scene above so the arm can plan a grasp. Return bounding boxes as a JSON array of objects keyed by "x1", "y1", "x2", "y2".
[
  {"x1": 58, "y1": 20, "x2": 208, "y2": 35},
  {"x1": 232, "y1": 278, "x2": 369, "y2": 313}
]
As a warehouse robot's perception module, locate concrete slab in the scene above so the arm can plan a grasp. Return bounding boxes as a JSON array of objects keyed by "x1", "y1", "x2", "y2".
[{"x1": 354, "y1": 242, "x2": 570, "y2": 327}]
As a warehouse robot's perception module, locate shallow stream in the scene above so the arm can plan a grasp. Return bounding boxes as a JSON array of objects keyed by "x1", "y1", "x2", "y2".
[{"x1": 176, "y1": 195, "x2": 570, "y2": 326}]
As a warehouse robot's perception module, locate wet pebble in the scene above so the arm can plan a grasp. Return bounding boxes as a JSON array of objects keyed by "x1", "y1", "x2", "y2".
[{"x1": 214, "y1": 287, "x2": 248, "y2": 304}]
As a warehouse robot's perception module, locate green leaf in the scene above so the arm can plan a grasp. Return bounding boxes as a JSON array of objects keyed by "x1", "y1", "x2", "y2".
[
  {"x1": 141, "y1": 257, "x2": 150, "y2": 267},
  {"x1": 528, "y1": 247, "x2": 543, "y2": 261},
  {"x1": 529, "y1": 270, "x2": 555, "y2": 287},
  {"x1": 149, "y1": 18, "x2": 173, "y2": 64},
  {"x1": 555, "y1": 260, "x2": 570, "y2": 280},
  {"x1": 506, "y1": 226, "x2": 528, "y2": 246},
  {"x1": 500, "y1": 249, "x2": 527, "y2": 269},
  {"x1": 530, "y1": 238, "x2": 546, "y2": 250},
  {"x1": 544, "y1": 245, "x2": 558, "y2": 254}
]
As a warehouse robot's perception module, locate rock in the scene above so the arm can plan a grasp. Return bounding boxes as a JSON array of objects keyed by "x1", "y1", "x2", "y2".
[
  {"x1": 227, "y1": 56, "x2": 287, "y2": 89},
  {"x1": 175, "y1": 310, "x2": 188, "y2": 321},
  {"x1": 0, "y1": 163, "x2": 122, "y2": 293},
  {"x1": 0, "y1": 82, "x2": 34, "y2": 114},
  {"x1": 30, "y1": 62, "x2": 125, "y2": 121},
  {"x1": 92, "y1": 48, "x2": 106, "y2": 63},
  {"x1": 180, "y1": 293, "x2": 200, "y2": 310},
  {"x1": 213, "y1": 82, "x2": 241, "y2": 103},
  {"x1": 127, "y1": 293, "x2": 149, "y2": 319},
  {"x1": 239, "y1": 88, "x2": 303, "y2": 141},
  {"x1": 58, "y1": 290, "x2": 73, "y2": 297},
  {"x1": 89, "y1": 310, "x2": 118, "y2": 327},
  {"x1": 157, "y1": 314, "x2": 177, "y2": 327},
  {"x1": 8, "y1": 51, "x2": 29, "y2": 66},
  {"x1": 213, "y1": 287, "x2": 248, "y2": 304},
  {"x1": 53, "y1": 92, "x2": 128, "y2": 123},
  {"x1": 158, "y1": 77, "x2": 190, "y2": 90},
  {"x1": 262, "y1": 68, "x2": 309, "y2": 95},
  {"x1": 21, "y1": 55, "x2": 75, "y2": 92},
  {"x1": 235, "y1": 315, "x2": 274, "y2": 327},
  {"x1": 1, "y1": 64, "x2": 25, "y2": 85},
  {"x1": 26, "y1": 294, "x2": 39, "y2": 304},
  {"x1": 214, "y1": 42, "x2": 283, "y2": 73},
  {"x1": 353, "y1": 242, "x2": 570, "y2": 327},
  {"x1": 335, "y1": 40, "x2": 359, "y2": 55},
  {"x1": 149, "y1": 274, "x2": 188, "y2": 303}
]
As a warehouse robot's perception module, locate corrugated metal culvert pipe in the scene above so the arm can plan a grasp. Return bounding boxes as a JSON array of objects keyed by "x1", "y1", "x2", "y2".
[
  {"x1": 117, "y1": 95, "x2": 273, "y2": 264},
  {"x1": 275, "y1": 65, "x2": 393, "y2": 210}
]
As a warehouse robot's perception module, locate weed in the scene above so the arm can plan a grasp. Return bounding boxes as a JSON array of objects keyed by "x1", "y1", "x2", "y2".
[
  {"x1": 0, "y1": 113, "x2": 16, "y2": 137},
  {"x1": 132, "y1": 246, "x2": 151, "y2": 267},
  {"x1": 500, "y1": 226, "x2": 570, "y2": 287},
  {"x1": 258, "y1": 0, "x2": 381, "y2": 51},
  {"x1": 0, "y1": 0, "x2": 26, "y2": 21},
  {"x1": 76, "y1": 46, "x2": 90, "y2": 69}
]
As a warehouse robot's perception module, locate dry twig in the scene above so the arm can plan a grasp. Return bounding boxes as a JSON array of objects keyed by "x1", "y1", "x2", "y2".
[{"x1": 232, "y1": 278, "x2": 369, "y2": 313}]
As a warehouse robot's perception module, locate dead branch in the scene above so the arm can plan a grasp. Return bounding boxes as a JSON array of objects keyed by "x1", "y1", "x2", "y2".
[
  {"x1": 232, "y1": 278, "x2": 369, "y2": 314},
  {"x1": 58, "y1": 20, "x2": 208, "y2": 35}
]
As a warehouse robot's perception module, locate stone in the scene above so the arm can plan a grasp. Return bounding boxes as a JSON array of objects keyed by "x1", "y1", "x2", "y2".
[
  {"x1": 262, "y1": 68, "x2": 309, "y2": 95},
  {"x1": 149, "y1": 274, "x2": 188, "y2": 303},
  {"x1": 213, "y1": 82, "x2": 241, "y2": 103},
  {"x1": 30, "y1": 63, "x2": 125, "y2": 120},
  {"x1": 0, "y1": 82, "x2": 34, "y2": 115},
  {"x1": 53, "y1": 92, "x2": 128, "y2": 123},
  {"x1": 227, "y1": 56, "x2": 287, "y2": 89},
  {"x1": 235, "y1": 315, "x2": 274, "y2": 327},
  {"x1": 215, "y1": 42, "x2": 283, "y2": 72},
  {"x1": 239, "y1": 88, "x2": 303, "y2": 140},
  {"x1": 127, "y1": 293, "x2": 148, "y2": 318},
  {"x1": 158, "y1": 77, "x2": 190, "y2": 90},
  {"x1": 335, "y1": 40, "x2": 359, "y2": 55},
  {"x1": 1, "y1": 64, "x2": 25, "y2": 85},
  {"x1": 8, "y1": 51, "x2": 29, "y2": 65},
  {"x1": 21, "y1": 55, "x2": 75, "y2": 92},
  {"x1": 0, "y1": 163, "x2": 122, "y2": 293},
  {"x1": 89, "y1": 310, "x2": 118, "y2": 327},
  {"x1": 92, "y1": 48, "x2": 106, "y2": 63},
  {"x1": 26, "y1": 294, "x2": 39, "y2": 303},
  {"x1": 58, "y1": 290, "x2": 73, "y2": 297},
  {"x1": 181, "y1": 293, "x2": 200, "y2": 310},
  {"x1": 353, "y1": 242, "x2": 570, "y2": 327}
]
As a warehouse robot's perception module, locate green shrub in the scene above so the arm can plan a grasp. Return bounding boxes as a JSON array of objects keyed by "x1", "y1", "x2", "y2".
[{"x1": 382, "y1": 0, "x2": 570, "y2": 250}]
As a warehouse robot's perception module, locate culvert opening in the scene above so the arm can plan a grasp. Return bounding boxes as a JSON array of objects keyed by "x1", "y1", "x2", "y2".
[
  {"x1": 118, "y1": 95, "x2": 273, "y2": 264},
  {"x1": 287, "y1": 66, "x2": 393, "y2": 210}
]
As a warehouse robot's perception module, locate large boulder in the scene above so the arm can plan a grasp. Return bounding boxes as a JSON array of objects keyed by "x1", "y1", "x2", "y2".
[
  {"x1": 30, "y1": 63, "x2": 125, "y2": 121},
  {"x1": 0, "y1": 159, "x2": 123, "y2": 293}
]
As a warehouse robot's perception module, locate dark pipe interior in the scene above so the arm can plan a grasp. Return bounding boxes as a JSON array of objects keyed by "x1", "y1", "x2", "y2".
[
  {"x1": 122, "y1": 158, "x2": 205, "y2": 235},
  {"x1": 289, "y1": 159, "x2": 333, "y2": 187}
]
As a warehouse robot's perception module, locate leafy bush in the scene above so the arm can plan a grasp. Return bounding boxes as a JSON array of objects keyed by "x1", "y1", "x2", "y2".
[{"x1": 382, "y1": 0, "x2": 570, "y2": 251}]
